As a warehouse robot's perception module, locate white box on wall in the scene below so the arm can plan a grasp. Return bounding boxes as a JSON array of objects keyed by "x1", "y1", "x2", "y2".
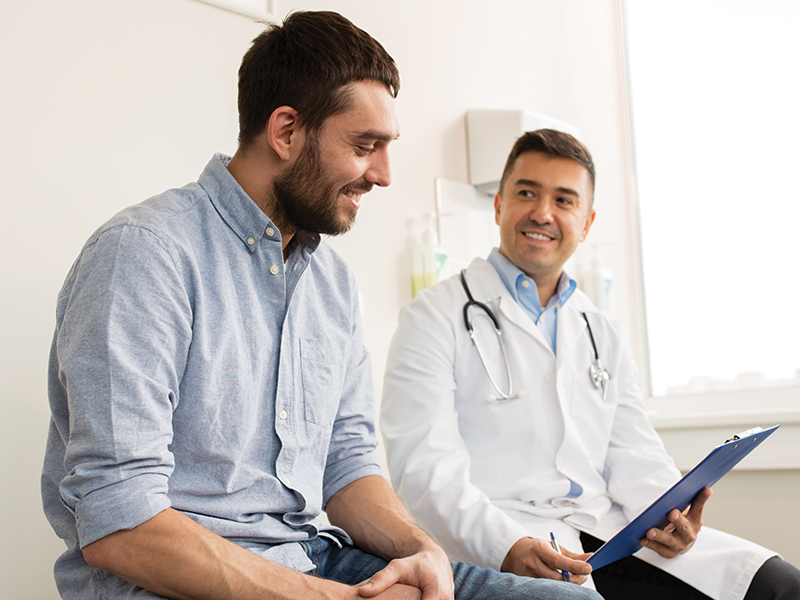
[{"x1": 466, "y1": 109, "x2": 580, "y2": 196}]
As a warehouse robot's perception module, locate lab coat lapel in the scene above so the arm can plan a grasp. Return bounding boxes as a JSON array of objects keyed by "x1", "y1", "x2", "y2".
[
  {"x1": 464, "y1": 259, "x2": 551, "y2": 352},
  {"x1": 556, "y1": 305, "x2": 588, "y2": 375}
]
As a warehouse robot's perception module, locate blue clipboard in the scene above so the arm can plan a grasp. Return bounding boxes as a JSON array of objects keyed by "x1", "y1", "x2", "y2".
[{"x1": 587, "y1": 424, "x2": 780, "y2": 570}]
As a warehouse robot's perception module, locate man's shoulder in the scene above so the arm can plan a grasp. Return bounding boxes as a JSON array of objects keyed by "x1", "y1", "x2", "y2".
[{"x1": 97, "y1": 183, "x2": 207, "y2": 238}]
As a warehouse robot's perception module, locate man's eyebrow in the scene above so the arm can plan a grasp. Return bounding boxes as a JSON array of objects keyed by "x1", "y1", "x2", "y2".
[
  {"x1": 514, "y1": 178, "x2": 580, "y2": 197},
  {"x1": 353, "y1": 129, "x2": 400, "y2": 142}
]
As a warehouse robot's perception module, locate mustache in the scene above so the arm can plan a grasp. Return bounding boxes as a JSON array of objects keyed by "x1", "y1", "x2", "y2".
[{"x1": 341, "y1": 179, "x2": 374, "y2": 196}]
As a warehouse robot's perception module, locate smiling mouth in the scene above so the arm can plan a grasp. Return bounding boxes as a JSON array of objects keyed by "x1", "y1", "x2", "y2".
[{"x1": 524, "y1": 232, "x2": 553, "y2": 241}]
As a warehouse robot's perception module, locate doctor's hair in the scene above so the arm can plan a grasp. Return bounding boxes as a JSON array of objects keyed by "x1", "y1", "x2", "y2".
[
  {"x1": 236, "y1": 10, "x2": 400, "y2": 150},
  {"x1": 499, "y1": 129, "x2": 596, "y2": 201}
]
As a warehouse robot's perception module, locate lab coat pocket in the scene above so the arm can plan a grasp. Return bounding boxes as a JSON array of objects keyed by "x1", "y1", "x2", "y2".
[
  {"x1": 300, "y1": 337, "x2": 347, "y2": 429},
  {"x1": 571, "y1": 372, "x2": 617, "y2": 469}
]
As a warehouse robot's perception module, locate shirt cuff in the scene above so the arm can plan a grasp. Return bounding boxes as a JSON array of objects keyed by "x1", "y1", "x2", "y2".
[{"x1": 75, "y1": 473, "x2": 171, "y2": 548}]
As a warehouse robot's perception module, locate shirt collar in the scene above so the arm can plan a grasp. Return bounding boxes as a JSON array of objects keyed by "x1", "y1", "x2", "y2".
[
  {"x1": 486, "y1": 247, "x2": 577, "y2": 312},
  {"x1": 198, "y1": 153, "x2": 321, "y2": 254}
]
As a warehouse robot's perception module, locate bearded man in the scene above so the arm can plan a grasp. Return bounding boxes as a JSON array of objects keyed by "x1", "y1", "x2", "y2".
[{"x1": 41, "y1": 10, "x2": 602, "y2": 600}]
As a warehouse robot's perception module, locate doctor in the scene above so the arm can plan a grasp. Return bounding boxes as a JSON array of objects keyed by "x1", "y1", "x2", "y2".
[{"x1": 381, "y1": 129, "x2": 800, "y2": 599}]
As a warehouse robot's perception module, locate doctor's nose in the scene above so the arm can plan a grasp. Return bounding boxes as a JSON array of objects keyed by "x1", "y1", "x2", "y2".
[{"x1": 528, "y1": 199, "x2": 554, "y2": 223}]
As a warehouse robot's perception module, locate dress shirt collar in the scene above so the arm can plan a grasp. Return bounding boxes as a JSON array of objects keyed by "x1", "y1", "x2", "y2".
[{"x1": 199, "y1": 153, "x2": 321, "y2": 255}]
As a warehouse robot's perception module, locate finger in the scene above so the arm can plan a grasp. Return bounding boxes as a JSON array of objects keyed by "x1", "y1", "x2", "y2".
[
  {"x1": 686, "y1": 487, "x2": 712, "y2": 523},
  {"x1": 359, "y1": 564, "x2": 402, "y2": 597}
]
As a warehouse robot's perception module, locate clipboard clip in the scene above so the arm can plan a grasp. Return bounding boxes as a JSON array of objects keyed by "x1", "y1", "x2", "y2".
[{"x1": 725, "y1": 426, "x2": 763, "y2": 444}]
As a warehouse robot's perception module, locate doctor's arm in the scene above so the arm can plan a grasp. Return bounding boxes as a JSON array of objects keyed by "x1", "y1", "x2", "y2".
[{"x1": 602, "y1": 327, "x2": 711, "y2": 558}]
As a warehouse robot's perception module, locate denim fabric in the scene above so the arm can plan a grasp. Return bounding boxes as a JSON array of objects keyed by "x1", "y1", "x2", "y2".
[{"x1": 301, "y1": 537, "x2": 604, "y2": 600}]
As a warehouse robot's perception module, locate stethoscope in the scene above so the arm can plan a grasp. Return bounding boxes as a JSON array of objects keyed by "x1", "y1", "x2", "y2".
[{"x1": 459, "y1": 269, "x2": 611, "y2": 402}]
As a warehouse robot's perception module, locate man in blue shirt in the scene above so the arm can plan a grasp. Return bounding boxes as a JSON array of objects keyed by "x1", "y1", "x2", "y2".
[{"x1": 42, "y1": 10, "x2": 602, "y2": 600}]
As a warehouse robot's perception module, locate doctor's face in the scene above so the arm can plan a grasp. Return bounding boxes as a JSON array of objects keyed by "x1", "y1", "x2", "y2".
[{"x1": 495, "y1": 151, "x2": 595, "y2": 287}]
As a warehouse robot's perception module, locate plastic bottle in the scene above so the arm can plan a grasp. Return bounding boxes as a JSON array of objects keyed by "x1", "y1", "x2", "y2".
[
  {"x1": 583, "y1": 248, "x2": 614, "y2": 313},
  {"x1": 411, "y1": 213, "x2": 450, "y2": 296}
]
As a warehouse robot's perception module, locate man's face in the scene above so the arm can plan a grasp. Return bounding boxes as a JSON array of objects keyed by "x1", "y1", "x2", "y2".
[
  {"x1": 273, "y1": 79, "x2": 399, "y2": 236},
  {"x1": 495, "y1": 151, "x2": 595, "y2": 285}
]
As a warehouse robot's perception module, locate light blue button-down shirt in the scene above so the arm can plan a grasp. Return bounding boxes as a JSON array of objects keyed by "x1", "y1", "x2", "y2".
[
  {"x1": 486, "y1": 248, "x2": 576, "y2": 354},
  {"x1": 42, "y1": 154, "x2": 381, "y2": 599}
]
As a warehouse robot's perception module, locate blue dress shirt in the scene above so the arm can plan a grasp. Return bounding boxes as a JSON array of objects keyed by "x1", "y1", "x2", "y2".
[{"x1": 486, "y1": 248, "x2": 576, "y2": 354}]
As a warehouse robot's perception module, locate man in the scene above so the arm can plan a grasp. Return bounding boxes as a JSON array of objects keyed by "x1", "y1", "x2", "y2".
[
  {"x1": 42, "y1": 12, "x2": 602, "y2": 600},
  {"x1": 381, "y1": 129, "x2": 800, "y2": 599}
]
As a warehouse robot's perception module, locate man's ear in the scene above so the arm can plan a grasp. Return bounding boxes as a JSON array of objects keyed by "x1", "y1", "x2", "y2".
[
  {"x1": 266, "y1": 106, "x2": 304, "y2": 162},
  {"x1": 494, "y1": 192, "x2": 502, "y2": 225},
  {"x1": 580, "y1": 209, "x2": 597, "y2": 242}
]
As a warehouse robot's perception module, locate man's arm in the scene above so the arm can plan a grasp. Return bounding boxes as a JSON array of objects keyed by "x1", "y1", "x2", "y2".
[
  {"x1": 84, "y1": 507, "x2": 427, "y2": 600},
  {"x1": 325, "y1": 476, "x2": 453, "y2": 600}
]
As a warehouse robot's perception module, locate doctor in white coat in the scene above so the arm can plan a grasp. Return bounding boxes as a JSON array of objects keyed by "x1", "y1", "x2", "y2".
[{"x1": 381, "y1": 130, "x2": 798, "y2": 600}]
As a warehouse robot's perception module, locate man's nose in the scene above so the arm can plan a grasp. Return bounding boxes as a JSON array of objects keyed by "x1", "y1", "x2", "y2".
[
  {"x1": 528, "y1": 198, "x2": 554, "y2": 223},
  {"x1": 366, "y1": 149, "x2": 392, "y2": 188}
]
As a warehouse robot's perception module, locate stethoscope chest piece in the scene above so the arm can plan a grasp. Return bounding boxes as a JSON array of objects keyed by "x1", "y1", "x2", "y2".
[{"x1": 582, "y1": 312, "x2": 611, "y2": 401}]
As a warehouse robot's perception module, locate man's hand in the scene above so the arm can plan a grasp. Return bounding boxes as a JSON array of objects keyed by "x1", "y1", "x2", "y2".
[
  {"x1": 357, "y1": 546, "x2": 452, "y2": 600},
  {"x1": 640, "y1": 487, "x2": 712, "y2": 558},
  {"x1": 326, "y1": 476, "x2": 454, "y2": 600},
  {"x1": 500, "y1": 537, "x2": 592, "y2": 585}
]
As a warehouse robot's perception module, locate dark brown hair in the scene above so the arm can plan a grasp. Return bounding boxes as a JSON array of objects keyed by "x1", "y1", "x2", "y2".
[
  {"x1": 499, "y1": 129, "x2": 596, "y2": 198},
  {"x1": 237, "y1": 11, "x2": 400, "y2": 149}
]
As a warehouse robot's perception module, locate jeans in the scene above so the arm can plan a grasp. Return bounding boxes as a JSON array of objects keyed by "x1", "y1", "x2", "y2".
[{"x1": 299, "y1": 537, "x2": 602, "y2": 600}]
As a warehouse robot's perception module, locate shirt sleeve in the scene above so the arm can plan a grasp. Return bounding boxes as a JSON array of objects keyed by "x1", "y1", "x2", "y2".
[
  {"x1": 54, "y1": 223, "x2": 193, "y2": 547},
  {"x1": 321, "y1": 278, "x2": 382, "y2": 506},
  {"x1": 380, "y1": 286, "x2": 531, "y2": 570}
]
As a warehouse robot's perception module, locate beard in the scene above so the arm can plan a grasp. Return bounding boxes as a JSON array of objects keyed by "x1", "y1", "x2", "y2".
[{"x1": 271, "y1": 135, "x2": 363, "y2": 237}]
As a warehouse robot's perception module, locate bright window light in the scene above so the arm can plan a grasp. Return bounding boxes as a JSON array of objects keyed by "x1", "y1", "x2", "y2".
[{"x1": 625, "y1": 0, "x2": 800, "y2": 397}]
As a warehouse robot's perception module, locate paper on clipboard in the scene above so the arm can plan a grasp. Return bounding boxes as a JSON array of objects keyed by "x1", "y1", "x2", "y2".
[{"x1": 587, "y1": 424, "x2": 780, "y2": 570}]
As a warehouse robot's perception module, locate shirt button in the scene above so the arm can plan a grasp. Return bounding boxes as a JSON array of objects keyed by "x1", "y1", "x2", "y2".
[
  {"x1": 522, "y1": 280, "x2": 530, "y2": 288},
  {"x1": 279, "y1": 409, "x2": 287, "y2": 420},
  {"x1": 247, "y1": 236, "x2": 255, "y2": 246},
  {"x1": 266, "y1": 226, "x2": 275, "y2": 236},
  {"x1": 270, "y1": 264, "x2": 280, "y2": 275},
  {"x1": 545, "y1": 372, "x2": 556, "y2": 384}
]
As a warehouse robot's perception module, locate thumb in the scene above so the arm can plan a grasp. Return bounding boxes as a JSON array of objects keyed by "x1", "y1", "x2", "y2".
[{"x1": 358, "y1": 564, "x2": 399, "y2": 597}]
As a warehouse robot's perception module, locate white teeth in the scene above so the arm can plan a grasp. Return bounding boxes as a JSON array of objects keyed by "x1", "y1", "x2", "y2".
[{"x1": 524, "y1": 232, "x2": 550, "y2": 241}]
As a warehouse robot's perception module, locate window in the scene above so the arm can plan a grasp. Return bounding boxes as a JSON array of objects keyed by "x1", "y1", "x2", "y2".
[{"x1": 624, "y1": 0, "x2": 800, "y2": 401}]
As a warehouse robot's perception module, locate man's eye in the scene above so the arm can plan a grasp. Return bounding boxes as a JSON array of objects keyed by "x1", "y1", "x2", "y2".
[
  {"x1": 356, "y1": 145, "x2": 374, "y2": 155},
  {"x1": 519, "y1": 190, "x2": 534, "y2": 198},
  {"x1": 556, "y1": 196, "x2": 572, "y2": 205}
]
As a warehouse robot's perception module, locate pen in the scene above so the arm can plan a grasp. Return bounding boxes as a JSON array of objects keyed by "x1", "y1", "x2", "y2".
[{"x1": 550, "y1": 532, "x2": 571, "y2": 582}]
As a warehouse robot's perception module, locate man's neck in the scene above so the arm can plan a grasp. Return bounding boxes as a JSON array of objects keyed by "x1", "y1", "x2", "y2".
[
  {"x1": 226, "y1": 149, "x2": 296, "y2": 252},
  {"x1": 535, "y1": 275, "x2": 560, "y2": 309}
]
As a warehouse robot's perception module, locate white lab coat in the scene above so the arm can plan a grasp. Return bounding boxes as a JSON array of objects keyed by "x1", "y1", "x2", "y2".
[{"x1": 381, "y1": 258, "x2": 775, "y2": 600}]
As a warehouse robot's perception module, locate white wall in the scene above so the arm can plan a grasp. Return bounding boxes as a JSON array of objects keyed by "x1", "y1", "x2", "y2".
[{"x1": 1, "y1": 1, "x2": 795, "y2": 598}]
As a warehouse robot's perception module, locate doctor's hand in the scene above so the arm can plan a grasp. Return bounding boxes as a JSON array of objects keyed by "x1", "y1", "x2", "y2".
[
  {"x1": 640, "y1": 487, "x2": 712, "y2": 558},
  {"x1": 501, "y1": 537, "x2": 592, "y2": 585}
]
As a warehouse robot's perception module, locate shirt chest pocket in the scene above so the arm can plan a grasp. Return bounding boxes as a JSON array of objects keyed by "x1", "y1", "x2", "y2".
[{"x1": 300, "y1": 336, "x2": 347, "y2": 429}]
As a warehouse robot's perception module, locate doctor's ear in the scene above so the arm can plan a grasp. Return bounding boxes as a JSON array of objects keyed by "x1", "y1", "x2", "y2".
[
  {"x1": 580, "y1": 209, "x2": 597, "y2": 242},
  {"x1": 267, "y1": 106, "x2": 305, "y2": 162},
  {"x1": 494, "y1": 192, "x2": 503, "y2": 225}
]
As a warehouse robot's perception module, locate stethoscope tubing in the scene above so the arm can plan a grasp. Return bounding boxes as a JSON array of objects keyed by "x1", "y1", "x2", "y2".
[{"x1": 459, "y1": 269, "x2": 611, "y2": 402}]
